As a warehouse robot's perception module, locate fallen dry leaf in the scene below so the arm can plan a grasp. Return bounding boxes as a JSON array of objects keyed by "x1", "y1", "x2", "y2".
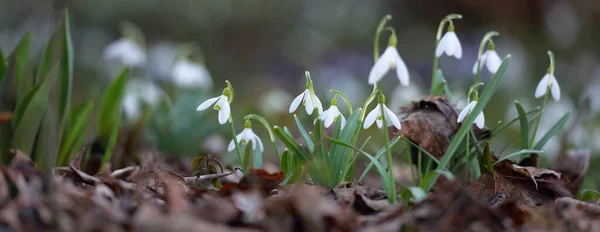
[{"x1": 394, "y1": 96, "x2": 490, "y2": 162}]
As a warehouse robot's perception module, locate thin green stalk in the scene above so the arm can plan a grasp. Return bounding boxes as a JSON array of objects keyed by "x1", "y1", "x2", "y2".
[
  {"x1": 530, "y1": 91, "x2": 549, "y2": 147},
  {"x1": 374, "y1": 15, "x2": 392, "y2": 62},
  {"x1": 380, "y1": 93, "x2": 396, "y2": 204},
  {"x1": 229, "y1": 119, "x2": 243, "y2": 169},
  {"x1": 474, "y1": 32, "x2": 499, "y2": 83}
]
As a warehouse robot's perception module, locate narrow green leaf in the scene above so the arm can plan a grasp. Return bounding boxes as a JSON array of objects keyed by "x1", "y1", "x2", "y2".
[
  {"x1": 326, "y1": 136, "x2": 395, "y2": 203},
  {"x1": 358, "y1": 136, "x2": 401, "y2": 182},
  {"x1": 99, "y1": 116, "x2": 120, "y2": 172},
  {"x1": 493, "y1": 149, "x2": 544, "y2": 165},
  {"x1": 11, "y1": 64, "x2": 58, "y2": 156},
  {"x1": 490, "y1": 107, "x2": 540, "y2": 138},
  {"x1": 293, "y1": 114, "x2": 314, "y2": 153},
  {"x1": 12, "y1": 83, "x2": 42, "y2": 129},
  {"x1": 514, "y1": 101, "x2": 529, "y2": 149},
  {"x1": 330, "y1": 109, "x2": 362, "y2": 182},
  {"x1": 424, "y1": 56, "x2": 510, "y2": 192},
  {"x1": 401, "y1": 137, "x2": 441, "y2": 165},
  {"x1": 1, "y1": 32, "x2": 31, "y2": 110},
  {"x1": 243, "y1": 141, "x2": 253, "y2": 171},
  {"x1": 59, "y1": 9, "x2": 74, "y2": 123},
  {"x1": 33, "y1": 104, "x2": 60, "y2": 169},
  {"x1": 58, "y1": 101, "x2": 93, "y2": 166},
  {"x1": 274, "y1": 126, "x2": 310, "y2": 161},
  {"x1": 533, "y1": 111, "x2": 571, "y2": 150},
  {"x1": 98, "y1": 68, "x2": 129, "y2": 138}
]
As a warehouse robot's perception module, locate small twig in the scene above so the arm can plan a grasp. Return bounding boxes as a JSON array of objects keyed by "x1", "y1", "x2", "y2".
[{"x1": 183, "y1": 172, "x2": 233, "y2": 184}]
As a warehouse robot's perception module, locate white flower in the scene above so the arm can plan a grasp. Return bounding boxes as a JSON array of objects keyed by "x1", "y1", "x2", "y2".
[
  {"x1": 363, "y1": 103, "x2": 401, "y2": 130},
  {"x1": 197, "y1": 95, "x2": 230, "y2": 124},
  {"x1": 228, "y1": 128, "x2": 264, "y2": 152},
  {"x1": 289, "y1": 89, "x2": 323, "y2": 115},
  {"x1": 472, "y1": 49, "x2": 502, "y2": 74},
  {"x1": 435, "y1": 31, "x2": 462, "y2": 59},
  {"x1": 534, "y1": 74, "x2": 561, "y2": 101},
  {"x1": 457, "y1": 101, "x2": 485, "y2": 129},
  {"x1": 104, "y1": 38, "x2": 146, "y2": 67},
  {"x1": 121, "y1": 80, "x2": 163, "y2": 120},
  {"x1": 171, "y1": 59, "x2": 213, "y2": 90},
  {"x1": 368, "y1": 46, "x2": 410, "y2": 86},
  {"x1": 319, "y1": 105, "x2": 346, "y2": 128}
]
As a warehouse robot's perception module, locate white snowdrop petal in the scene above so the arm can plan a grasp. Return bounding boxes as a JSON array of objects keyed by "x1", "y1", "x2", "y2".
[
  {"x1": 363, "y1": 105, "x2": 380, "y2": 129},
  {"x1": 395, "y1": 55, "x2": 410, "y2": 87},
  {"x1": 289, "y1": 90, "x2": 307, "y2": 113},
  {"x1": 368, "y1": 48, "x2": 394, "y2": 84},
  {"x1": 217, "y1": 97, "x2": 230, "y2": 124},
  {"x1": 383, "y1": 105, "x2": 401, "y2": 130},
  {"x1": 472, "y1": 52, "x2": 488, "y2": 74},
  {"x1": 197, "y1": 96, "x2": 220, "y2": 111},
  {"x1": 550, "y1": 75, "x2": 561, "y2": 102},
  {"x1": 475, "y1": 112, "x2": 485, "y2": 129},
  {"x1": 457, "y1": 101, "x2": 476, "y2": 123},
  {"x1": 534, "y1": 74, "x2": 550, "y2": 98},
  {"x1": 485, "y1": 50, "x2": 502, "y2": 73},
  {"x1": 254, "y1": 134, "x2": 264, "y2": 152},
  {"x1": 304, "y1": 92, "x2": 315, "y2": 115},
  {"x1": 435, "y1": 33, "x2": 450, "y2": 57},
  {"x1": 227, "y1": 140, "x2": 236, "y2": 152},
  {"x1": 449, "y1": 32, "x2": 463, "y2": 59},
  {"x1": 375, "y1": 119, "x2": 383, "y2": 129}
]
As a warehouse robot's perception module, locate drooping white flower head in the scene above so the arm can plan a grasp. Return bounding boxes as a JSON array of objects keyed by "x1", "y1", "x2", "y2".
[
  {"x1": 363, "y1": 103, "x2": 401, "y2": 130},
  {"x1": 104, "y1": 38, "x2": 147, "y2": 67},
  {"x1": 457, "y1": 101, "x2": 485, "y2": 129},
  {"x1": 534, "y1": 74, "x2": 561, "y2": 102},
  {"x1": 197, "y1": 95, "x2": 230, "y2": 124},
  {"x1": 171, "y1": 59, "x2": 213, "y2": 90},
  {"x1": 368, "y1": 46, "x2": 410, "y2": 86},
  {"x1": 122, "y1": 79, "x2": 163, "y2": 120},
  {"x1": 319, "y1": 102, "x2": 346, "y2": 128},
  {"x1": 289, "y1": 72, "x2": 323, "y2": 115},
  {"x1": 228, "y1": 128, "x2": 264, "y2": 152},
  {"x1": 472, "y1": 49, "x2": 502, "y2": 74},
  {"x1": 435, "y1": 31, "x2": 462, "y2": 59}
]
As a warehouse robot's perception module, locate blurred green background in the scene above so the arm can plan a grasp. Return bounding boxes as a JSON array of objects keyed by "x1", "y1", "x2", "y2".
[{"x1": 1, "y1": 0, "x2": 598, "y2": 171}]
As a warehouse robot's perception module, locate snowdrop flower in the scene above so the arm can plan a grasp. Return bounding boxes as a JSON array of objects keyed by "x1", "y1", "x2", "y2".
[
  {"x1": 534, "y1": 74, "x2": 561, "y2": 102},
  {"x1": 435, "y1": 24, "x2": 462, "y2": 59},
  {"x1": 319, "y1": 98, "x2": 346, "y2": 128},
  {"x1": 534, "y1": 51, "x2": 560, "y2": 102},
  {"x1": 197, "y1": 81, "x2": 234, "y2": 124},
  {"x1": 121, "y1": 79, "x2": 163, "y2": 120},
  {"x1": 171, "y1": 59, "x2": 213, "y2": 90},
  {"x1": 472, "y1": 43, "x2": 502, "y2": 74},
  {"x1": 364, "y1": 95, "x2": 401, "y2": 130},
  {"x1": 457, "y1": 101, "x2": 485, "y2": 129},
  {"x1": 368, "y1": 32, "x2": 410, "y2": 86},
  {"x1": 289, "y1": 71, "x2": 323, "y2": 115},
  {"x1": 104, "y1": 38, "x2": 147, "y2": 67},
  {"x1": 228, "y1": 121, "x2": 263, "y2": 152}
]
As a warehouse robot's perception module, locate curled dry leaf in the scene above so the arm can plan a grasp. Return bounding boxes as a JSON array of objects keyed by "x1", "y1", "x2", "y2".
[
  {"x1": 330, "y1": 183, "x2": 391, "y2": 215},
  {"x1": 469, "y1": 157, "x2": 572, "y2": 208},
  {"x1": 394, "y1": 96, "x2": 490, "y2": 162}
]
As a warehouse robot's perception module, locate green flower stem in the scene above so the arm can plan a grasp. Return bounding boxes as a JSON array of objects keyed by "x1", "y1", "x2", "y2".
[
  {"x1": 374, "y1": 15, "x2": 392, "y2": 62},
  {"x1": 229, "y1": 117, "x2": 243, "y2": 170},
  {"x1": 330, "y1": 90, "x2": 353, "y2": 115},
  {"x1": 530, "y1": 90, "x2": 549, "y2": 147},
  {"x1": 474, "y1": 31, "x2": 499, "y2": 83},
  {"x1": 378, "y1": 90, "x2": 397, "y2": 204}
]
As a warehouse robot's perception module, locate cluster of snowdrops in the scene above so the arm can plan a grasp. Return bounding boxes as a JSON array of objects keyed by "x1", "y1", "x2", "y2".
[{"x1": 195, "y1": 14, "x2": 563, "y2": 204}]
